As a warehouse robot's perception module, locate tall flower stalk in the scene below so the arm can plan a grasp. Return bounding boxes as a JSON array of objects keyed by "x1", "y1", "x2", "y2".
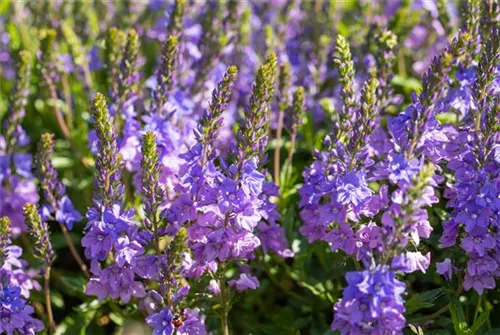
[
  {"x1": 238, "y1": 52, "x2": 278, "y2": 165},
  {"x1": 0, "y1": 49, "x2": 38, "y2": 236},
  {"x1": 35, "y1": 133, "x2": 88, "y2": 276},
  {"x1": 274, "y1": 61, "x2": 291, "y2": 184},
  {"x1": 156, "y1": 36, "x2": 179, "y2": 113},
  {"x1": 287, "y1": 86, "x2": 305, "y2": 164}
]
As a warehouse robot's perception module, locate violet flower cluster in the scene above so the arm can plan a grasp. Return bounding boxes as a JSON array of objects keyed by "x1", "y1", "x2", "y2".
[
  {"x1": 35, "y1": 133, "x2": 82, "y2": 231},
  {"x1": 3, "y1": 1, "x2": 500, "y2": 334},
  {"x1": 0, "y1": 217, "x2": 43, "y2": 335},
  {"x1": 83, "y1": 93, "x2": 148, "y2": 304},
  {"x1": 300, "y1": 27, "x2": 473, "y2": 334},
  {"x1": 83, "y1": 93, "x2": 208, "y2": 335},
  {"x1": 439, "y1": 29, "x2": 500, "y2": 294},
  {"x1": 168, "y1": 55, "x2": 292, "y2": 289},
  {"x1": 331, "y1": 266, "x2": 406, "y2": 335}
]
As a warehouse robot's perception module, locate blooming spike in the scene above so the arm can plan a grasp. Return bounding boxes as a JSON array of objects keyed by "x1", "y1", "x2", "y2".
[
  {"x1": 287, "y1": 86, "x2": 306, "y2": 163},
  {"x1": 23, "y1": 203, "x2": 54, "y2": 265},
  {"x1": 105, "y1": 27, "x2": 127, "y2": 96},
  {"x1": 3, "y1": 50, "x2": 32, "y2": 153},
  {"x1": 278, "y1": 61, "x2": 291, "y2": 111},
  {"x1": 291, "y1": 87, "x2": 305, "y2": 129},
  {"x1": 200, "y1": 65, "x2": 239, "y2": 163},
  {"x1": 239, "y1": 52, "x2": 278, "y2": 162},
  {"x1": 166, "y1": 0, "x2": 187, "y2": 36},
  {"x1": 156, "y1": 35, "x2": 179, "y2": 110},
  {"x1": 473, "y1": 26, "x2": 500, "y2": 131},
  {"x1": 92, "y1": 92, "x2": 123, "y2": 206},
  {"x1": 36, "y1": 133, "x2": 64, "y2": 205},
  {"x1": 334, "y1": 35, "x2": 356, "y2": 127},
  {"x1": 118, "y1": 28, "x2": 140, "y2": 101},
  {"x1": 141, "y1": 131, "x2": 164, "y2": 226},
  {"x1": 0, "y1": 216, "x2": 12, "y2": 265}
]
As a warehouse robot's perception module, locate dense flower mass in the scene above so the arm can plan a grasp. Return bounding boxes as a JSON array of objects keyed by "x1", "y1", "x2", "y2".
[
  {"x1": 0, "y1": 1, "x2": 500, "y2": 334},
  {"x1": 439, "y1": 32, "x2": 500, "y2": 294},
  {"x1": 0, "y1": 217, "x2": 43, "y2": 335},
  {"x1": 331, "y1": 266, "x2": 406, "y2": 335}
]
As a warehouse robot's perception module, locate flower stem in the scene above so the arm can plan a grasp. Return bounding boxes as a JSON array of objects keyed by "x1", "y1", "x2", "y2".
[
  {"x1": 61, "y1": 75, "x2": 73, "y2": 128},
  {"x1": 473, "y1": 294, "x2": 482, "y2": 323},
  {"x1": 287, "y1": 130, "x2": 297, "y2": 164},
  {"x1": 219, "y1": 279, "x2": 230, "y2": 335},
  {"x1": 412, "y1": 280, "x2": 464, "y2": 324},
  {"x1": 59, "y1": 222, "x2": 89, "y2": 277},
  {"x1": 44, "y1": 265, "x2": 55, "y2": 334},
  {"x1": 273, "y1": 109, "x2": 285, "y2": 185},
  {"x1": 353, "y1": 258, "x2": 361, "y2": 271}
]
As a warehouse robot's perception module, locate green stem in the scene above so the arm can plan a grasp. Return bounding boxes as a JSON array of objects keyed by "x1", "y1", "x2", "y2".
[
  {"x1": 473, "y1": 294, "x2": 483, "y2": 323},
  {"x1": 273, "y1": 109, "x2": 285, "y2": 185},
  {"x1": 59, "y1": 222, "x2": 89, "y2": 277},
  {"x1": 219, "y1": 279, "x2": 230, "y2": 335},
  {"x1": 45, "y1": 265, "x2": 55, "y2": 334},
  {"x1": 353, "y1": 257, "x2": 361, "y2": 271},
  {"x1": 412, "y1": 279, "x2": 464, "y2": 324}
]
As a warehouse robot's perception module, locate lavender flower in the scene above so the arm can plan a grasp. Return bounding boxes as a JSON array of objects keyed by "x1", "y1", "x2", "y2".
[
  {"x1": 332, "y1": 266, "x2": 406, "y2": 335},
  {"x1": 228, "y1": 273, "x2": 260, "y2": 292},
  {"x1": 299, "y1": 72, "x2": 381, "y2": 256},
  {"x1": 83, "y1": 93, "x2": 145, "y2": 303},
  {"x1": 299, "y1": 30, "x2": 467, "y2": 333},
  {"x1": 36, "y1": 133, "x2": 82, "y2": 230},
  {"x1": 436, "y1": 258, "x2": 454, "y2": 280},
  {"x1": 85, "y1": 93, "x2": 204, "y2": 333},
  {"x1": 0, "y1": 217, "x2": 44, "y2": 335},
  {"x1": 177, "y1": 308, "x2": 208, "y2": 335},
  {"x1": 146, "y1": 308, "x2": 174, "y2": 335},
  {"x1": 439, "y1": 29, "x2": 500, "y2": 294},
  {"x1": 167, "y1": 59, "x2": 291, "y2": 334}
]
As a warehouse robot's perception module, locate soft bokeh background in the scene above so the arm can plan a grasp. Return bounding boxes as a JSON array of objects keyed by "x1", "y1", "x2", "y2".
[{"x1": 1, "y1": 1, "x2": 499, "y2": 334}]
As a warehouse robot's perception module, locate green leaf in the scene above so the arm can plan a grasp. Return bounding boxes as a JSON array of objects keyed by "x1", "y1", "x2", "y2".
[
  {"x1": 449, "y1": 295, "x2": 472, "y2": 335},
  {"x1": 52, "y1": 156, "x2": 75, "y2": 169},
  {"x1": 109, "y1": 312, "x2": 125, "y2": 326},
  {"x1": 59, "y1": 275, "x2": 87, "y2": 297},
  {"x1": 392, "y1": 74, "x2": 422, "y2": 93},
  {"x1": 0, "y1": 0, "x2": 10, "y2": 14},
  {"x1": 405, "y1": 288, "x2": 445, "y2": 314},
  {"x1": 51, "y1": 290, "x2": 65, "y2": 309},
  {"x1": 436, "y1": 112, "x2": 458, "y2": 125},
  {"x1": 481, "y1": 329, "x2": 500, "y2": 335},
  {"x1": 470, "y1": 311, "x2": 489, "y2": 334},
  {"x1": 408, "y1": 324, "x2": 424, "y2": 335},
  {"x1": 55, "y1": 310, "x2": 96, "y2": 335},
  {"x1": 51, "y1": 232, "x2": 80, "y2": 250}
]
